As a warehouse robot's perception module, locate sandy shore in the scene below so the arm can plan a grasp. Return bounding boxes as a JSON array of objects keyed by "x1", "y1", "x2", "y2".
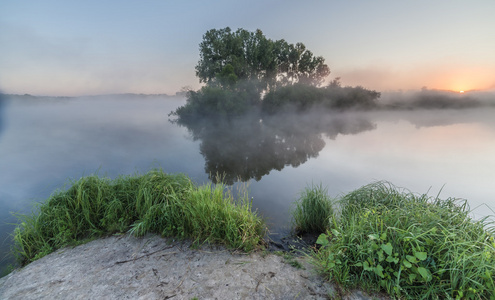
[{"x1": 0, "y1": 234, "x2": 380, "y2": 299}]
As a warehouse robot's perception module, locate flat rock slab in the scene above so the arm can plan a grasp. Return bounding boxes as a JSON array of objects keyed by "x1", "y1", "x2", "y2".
[{"x1": 0, "y1": 235, "x2": 377, "y2": 300}]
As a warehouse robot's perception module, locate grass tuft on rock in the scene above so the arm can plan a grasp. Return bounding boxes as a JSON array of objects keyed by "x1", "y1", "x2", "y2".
[
  {"x1": 12, "y1": 169, "x2": 265, "y2": 265},
  {"x1": 313, "y1": 181, "x2": 495, "y2": 299}
]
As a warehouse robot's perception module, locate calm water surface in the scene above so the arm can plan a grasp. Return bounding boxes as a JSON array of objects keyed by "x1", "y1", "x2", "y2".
[{"x1": 1, "y1": 94, "x2": 494, "y2": 274}]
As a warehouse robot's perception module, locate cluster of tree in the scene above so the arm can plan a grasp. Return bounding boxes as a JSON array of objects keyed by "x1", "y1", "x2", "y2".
[
  {"x1": 172, "y1": 85, "x2": 255, "y2": 118},
  {"x1": 195, "y1": 27, "x2": 330, "y2": 93},
  {"x1": 171, "y1": 27, "x2": 380, "y2": 119},
  {"x1": 262, "y1": 81, "x2": 380, "y2": 114}
]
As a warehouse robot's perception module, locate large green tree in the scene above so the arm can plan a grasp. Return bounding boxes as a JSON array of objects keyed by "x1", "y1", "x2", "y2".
[
  {"x1": 273, "y1": 40, "x2": 330, "y2": 86},
  {"x1": 195, "y1": 27, "x2": 330, "y2": 93}
]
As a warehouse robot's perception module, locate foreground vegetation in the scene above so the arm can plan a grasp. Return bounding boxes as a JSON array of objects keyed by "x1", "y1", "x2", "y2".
[
  {"x1": 294, "y1": 182, "x2": 495, "y2": 299},
  {"x1": 12, "y1": 170, "x2": 265, "y2": 265},
  {"x1": 11, "y1": 174, "x2": 495, "y2": 298},
  {"x1": 292, "y1": 184, "x2": 334, "y2": 234}
]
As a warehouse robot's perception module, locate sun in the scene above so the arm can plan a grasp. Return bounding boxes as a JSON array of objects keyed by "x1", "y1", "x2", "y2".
[{"x1": 459, "y1": 90, "x2": 464, "y2": 93}]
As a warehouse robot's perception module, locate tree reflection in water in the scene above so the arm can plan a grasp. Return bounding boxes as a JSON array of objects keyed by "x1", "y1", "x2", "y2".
[{"x1": 175, "y1": 112, "x2": 376, "y2": 184}]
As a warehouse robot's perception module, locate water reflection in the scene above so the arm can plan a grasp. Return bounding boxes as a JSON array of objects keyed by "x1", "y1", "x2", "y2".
[
  {"x1": 176, "y1": 112, "x2": 376, "y2": 184},
  {"x1": 2, "y1": 95, "x2": 495, "y2": 277}
]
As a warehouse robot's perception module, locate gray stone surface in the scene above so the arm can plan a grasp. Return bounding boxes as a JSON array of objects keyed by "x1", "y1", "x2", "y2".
[{"x1": 0, "y1": 235, "x2": 382, "y2": 299}]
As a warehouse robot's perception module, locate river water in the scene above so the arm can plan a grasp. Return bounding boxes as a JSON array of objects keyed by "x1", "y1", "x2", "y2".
[{"x1": 1, "y1": 94, "x2": 494, "y2": 275}]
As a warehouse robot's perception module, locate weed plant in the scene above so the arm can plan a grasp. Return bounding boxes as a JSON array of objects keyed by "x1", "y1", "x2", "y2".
[
  {"x1": 313, "y1": 182, "x2": 495, "y2": 299},
  {"x1": 12, "y1": 169, "x2": 265, "y2": 265},
  {"x1": 292, "y1": 184, "x2": 334, "y2": 234}
]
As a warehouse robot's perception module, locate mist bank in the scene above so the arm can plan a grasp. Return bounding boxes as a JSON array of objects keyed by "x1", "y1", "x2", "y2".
[
  {"x1": 172, "y1": 83, "x2": 495, "y2": 124},
  {"x1": 378, "y1": 88, "x2": 495, "y2": 110},
  {"x1": 0, "y1": 93, "x2": 5, "y2": 139},
  {"x1": 171, "y1": 82, "x2": 382, "y2": 120},
  {"x1": 0, "y1": 93, "x2": 178, "y2": 102},
  {"x1": 3, "y1": 87, "x2": 494, "y2": 112},
  {"x1": 4, "y1": 89, "x2": 494, "y2": 186}
]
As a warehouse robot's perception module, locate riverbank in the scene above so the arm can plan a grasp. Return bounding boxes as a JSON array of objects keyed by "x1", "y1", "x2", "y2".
[
  {"x1": 0, "y1": 234, "x2": 380, "y2": 299},
  {"x1": 11, "y1": 170, "x2": 265, "y2": 266},
  {"x1": 6, "y1": 170, "x2": 494, "y2": 299}
]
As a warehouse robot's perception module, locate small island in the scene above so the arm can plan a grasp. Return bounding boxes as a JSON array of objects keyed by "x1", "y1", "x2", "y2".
[{"x1": 170, "y1": 27, "x2": 380, "y2": 122}]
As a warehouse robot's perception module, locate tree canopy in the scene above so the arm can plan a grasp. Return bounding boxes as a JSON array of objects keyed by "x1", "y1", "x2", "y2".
[
  {"x1": 195, "y1": 27, "x2": 330, "y2": 93},
  {"x1": 171, "y1": 27, "x2": 379, "y2": 119}
]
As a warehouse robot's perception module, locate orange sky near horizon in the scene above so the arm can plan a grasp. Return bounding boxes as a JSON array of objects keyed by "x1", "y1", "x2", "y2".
[{"x1": 336, "y1": 63, "x2": 495, "y2": 93}]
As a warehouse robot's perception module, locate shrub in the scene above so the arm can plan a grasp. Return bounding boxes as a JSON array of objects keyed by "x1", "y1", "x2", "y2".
[
  {"x1": 292, "y1": 184, "x2": 334, "y2": 234},
  {"x1": 314, "y1": 182, "x2": 495, "y2": 299},
  {"x1": 172, "y1": 84, "x2": 261, "y2": 120},
  {"x1": 262, "y1": 84, "x2": 380, "y2": 114}
]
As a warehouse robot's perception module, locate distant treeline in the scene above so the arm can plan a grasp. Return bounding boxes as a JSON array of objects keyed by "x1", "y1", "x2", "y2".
[{"x1": 0, "y1": 93, "x2": 176, "y2": 100}]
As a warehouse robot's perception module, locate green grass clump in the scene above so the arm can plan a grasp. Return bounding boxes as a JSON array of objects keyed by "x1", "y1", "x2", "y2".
[
  {"x1": 292, "y1": 184, "x2": 334, "y2": 234},
  {"x1": 313, "y1": 182, "x2": 495, "y2": 299},
  {"x1": 12, "y1": 169, "x2": 265, "y2": 265}
]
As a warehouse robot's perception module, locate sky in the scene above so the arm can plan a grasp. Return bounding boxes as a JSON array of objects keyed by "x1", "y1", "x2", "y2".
[{"x1": 1, "y1": 1, "x2": 494, "y2": 96}]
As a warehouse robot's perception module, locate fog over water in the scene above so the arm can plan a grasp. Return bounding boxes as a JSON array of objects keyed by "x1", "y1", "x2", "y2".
[{"x1": 1, "y1": 92, "x2": 495, "y2": 275}]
